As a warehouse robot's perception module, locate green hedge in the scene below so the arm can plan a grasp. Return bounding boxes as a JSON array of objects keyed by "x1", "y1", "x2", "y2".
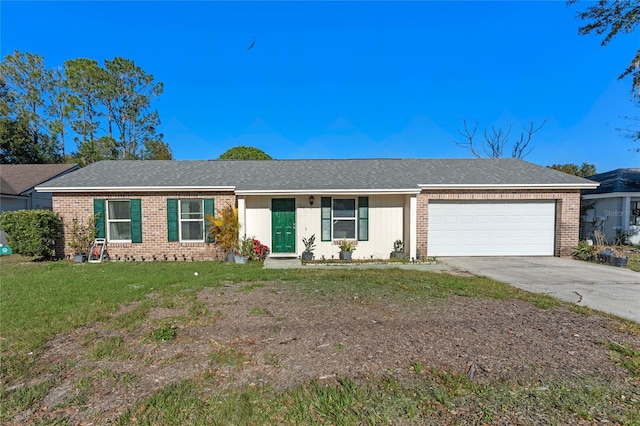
[{"x1": 0, "y1": 210, "x2": 62, "y2": 259}]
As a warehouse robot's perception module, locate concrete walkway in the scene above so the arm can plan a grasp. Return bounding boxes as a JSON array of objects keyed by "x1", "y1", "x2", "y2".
[{"x1": 439, "y1": 257, "x2": 640, "y2": 323}]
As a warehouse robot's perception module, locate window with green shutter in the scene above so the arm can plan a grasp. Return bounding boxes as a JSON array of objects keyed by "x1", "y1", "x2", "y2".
[
  {"x1": 99, "y1": 199, "x2": 142, "y2": 243},
  {"x1": 130, "y1": 199, "x2": 142, "y2": 243},
  {"x1": 167, "y1": 198, "x2": 214, "y2": 243},
  {"x1": 321, "y1": 196, "x2": 369, "y2": 241},
  {"x1": 204, "y1": 198, "x2": 215, "y2": 243},
  {"x1": 167, "y1": 199, "x2": 179, "y2": 242},
  {"x1": 93, "y1": 199, "x2": 105, "y2": 238},
  {"x1": 358, "y1": 197, "x2": 369, "y2": 241},
  {"x1": 321, "y1": 197, "x2": 332, "y2": 241}
]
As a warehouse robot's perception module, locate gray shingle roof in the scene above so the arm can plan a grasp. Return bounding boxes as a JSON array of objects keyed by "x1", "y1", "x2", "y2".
[
  {"x1": 36, "y1": 158, "x2": 596, "y2": 192},
  {"x1": 582, "y1": 168, "x2": 640, "y2": 195}
]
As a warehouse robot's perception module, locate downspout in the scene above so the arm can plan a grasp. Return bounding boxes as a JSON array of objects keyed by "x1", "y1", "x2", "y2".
[
  {"x1": 237, "y1": 196, "x2": 247, "y2": 238},
  {"x1": 409, "y1": 195, "x2": 417, "y2": 261},
  {"x1": 623, "y1": 196, "x2": 631, "y2": 239}
]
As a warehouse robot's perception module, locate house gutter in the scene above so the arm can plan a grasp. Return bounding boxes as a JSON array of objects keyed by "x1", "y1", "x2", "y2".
[
  {"x1": 234, "y1": 189, "x2": 422, "y2": 196},
  {"x1": 34, "y1": 186, "x2": 236, "y2": 193},
  {"x1": 582, "y1": 192, "x2": 640, "y2": 200},
  {"x1": 418, "y1": 183, "x2": 599, "y2": 190}
]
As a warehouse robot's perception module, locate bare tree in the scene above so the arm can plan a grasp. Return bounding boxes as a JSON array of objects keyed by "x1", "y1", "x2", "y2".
[{"x1": 455, "y1": 119, "x2": 546, "y2": 159}]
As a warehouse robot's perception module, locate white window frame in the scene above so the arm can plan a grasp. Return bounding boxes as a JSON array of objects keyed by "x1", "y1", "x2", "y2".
[
  {"x1": 179, "y1": 199, "x2": 205, "y2": 242},
  {"x1": 332, "y1": 198, "x2": 356, "y2": 240},
  {"x1": 107, "y1": 199, "x2": 131, "y2": 243}
]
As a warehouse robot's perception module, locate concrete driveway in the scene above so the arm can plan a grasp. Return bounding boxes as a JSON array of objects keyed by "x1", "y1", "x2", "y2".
[{"x1": 439, "y1": 257, "x2": 640, "y2": 323}]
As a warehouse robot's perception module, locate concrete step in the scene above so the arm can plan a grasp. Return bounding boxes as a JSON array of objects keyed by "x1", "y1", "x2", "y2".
[{"x1": 263, "y1": 257, "x2": 302, "y2": 269}]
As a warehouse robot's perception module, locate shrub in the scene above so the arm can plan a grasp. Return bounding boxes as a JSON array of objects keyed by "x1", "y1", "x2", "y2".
[
  {"x1": 207, "y1": 203, "x2": 240, "y2": 254},
  {"x1": 67, "y1": 215, "x2": 98, "y2": 255},
  {"x1": 0, "y1": 209, "x2": 62, "y2": 259},
  {"x1": 238, "y1": 236, "x2": 270, "y2": 261},
  {"x1": 574, "y1": 240, "x2": 595, "y2": 261}
]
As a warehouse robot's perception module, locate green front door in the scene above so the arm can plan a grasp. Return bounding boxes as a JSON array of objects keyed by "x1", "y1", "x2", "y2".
[{"x1": 272, "y1": 198, "x2": 296, "y2": 253}]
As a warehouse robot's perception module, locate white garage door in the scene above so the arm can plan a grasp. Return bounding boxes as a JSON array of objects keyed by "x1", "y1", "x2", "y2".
[{"x1": 427, "y1": 201, "x2": 555, "y2": 256}]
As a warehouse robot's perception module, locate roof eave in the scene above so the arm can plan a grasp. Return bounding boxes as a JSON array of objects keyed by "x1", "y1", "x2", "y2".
[
  {"x1": 235, "y1": 188, "x2": 421, "y2": 196},
  {"x1": 582, "y1": 191, "x2": 640, "y2": 200},
  {"x1": 418, "y1": 183, "x2": 599, "y2": 190},
  {"x1": 35, "y1": 185, "x2": 236, "y2": 193}
]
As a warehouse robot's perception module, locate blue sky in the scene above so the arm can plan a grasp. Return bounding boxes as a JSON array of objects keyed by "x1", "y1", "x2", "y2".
[{"x1": 1, "y1": 1, "x2": 638, "y2": 171}]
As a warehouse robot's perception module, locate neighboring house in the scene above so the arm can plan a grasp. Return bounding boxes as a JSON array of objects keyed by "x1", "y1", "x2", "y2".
[
  {"x1": 581, "y1": 168, "x2": 640, "y2": 245},
  {"x1": 35, "y1": 158, "x2": 597, "y2": 261},
  {"x1": 0, "y1": 163, "x2": 80, "y2": 245}
]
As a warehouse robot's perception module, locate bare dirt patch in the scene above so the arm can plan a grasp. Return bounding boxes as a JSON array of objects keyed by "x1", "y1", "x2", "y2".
[{"x1": 9, "y1": 280, "x2": 640, "y2": 425}]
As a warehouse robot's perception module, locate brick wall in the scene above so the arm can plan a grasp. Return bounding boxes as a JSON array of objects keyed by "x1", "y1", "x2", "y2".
[
  {"x1": 52, "y1": 191, "x2": 236, "y2": 261},
  {"x1": 416, "y1": 189, "x2": 581, "y2": 258}
]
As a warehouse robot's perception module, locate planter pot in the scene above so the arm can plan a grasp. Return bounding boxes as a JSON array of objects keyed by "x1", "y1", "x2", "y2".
[
  {"x1": 339, "y1": 251, "x2": 352, "y2": 261},
  {"x1": 391, "y1": 252, "x2": 405, "y2": 259},
  {"x1": 73, "y1": 253, "x2": 86, "y2": 263},
  {"x1": 301, "y1": 252, "x2": 314, "y2": 261},
  {"x1": 226, "y1": 252, "x2": 235, "y2": 262},
  {"x1": 234, "y1": 255, "x2": 248, "y2": 264},
  {"x1": 612, "y1": 256, "x2": 628, "y2": 268}
]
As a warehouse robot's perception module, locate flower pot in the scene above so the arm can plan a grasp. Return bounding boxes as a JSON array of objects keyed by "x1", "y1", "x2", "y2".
[
  {"x1": 613, "y1": 256, "x2": 628, "y2": 268},
  {"x1": 339, "y1": 251, "x2": 352, "y2": 260},
  {"x1": 301, "y1": 252, "x2": 314, "y2": 261},
  {"x1": 391, "y1": 252, "x2": 405, "y2": 259},
  {"x1": 226, "y1": 252, "x2": 235, "y2": 262},
  {"x1": 74, "y1": 253, "x2": 86, "y2": 263},
  {"x1": 234, "y1": 255, "x2": 248, "y2": 264}
]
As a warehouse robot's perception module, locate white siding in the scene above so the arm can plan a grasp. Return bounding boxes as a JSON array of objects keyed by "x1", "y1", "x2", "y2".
[
  {"x1": 244, "y1": 194, "x2": 407, "y2": 259},
  {"x1": 244, "y1": 196, "x2": 272, "y2": 248}
]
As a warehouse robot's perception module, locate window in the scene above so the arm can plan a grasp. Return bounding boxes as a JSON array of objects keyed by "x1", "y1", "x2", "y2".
[
  {"x1": 167, "y1": 198, "x2": 214, "y2": 243},
  {"x1": 108, "y1": 200, "x2": 132, "y2": 241},
  {"x1": 321, "y1": 197, "x2": 369, "y2": 241},
  {"x1": 333, "y1": 199, "x2": 356, "y2": 239},
  {"x1": 632, "y1": 201, "x2": 640, "y2": 226},
  {"x1": 93, "y1": 198, "x2": 142, "y2": 243},
  {"x1": 180, "y1": 199, "x2": 204, "y2": 241}
]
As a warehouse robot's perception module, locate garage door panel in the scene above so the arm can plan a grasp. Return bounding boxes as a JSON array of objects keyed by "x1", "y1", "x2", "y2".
[{"x1": 428, "y1": 202, "x2": 555, "y2": 256}]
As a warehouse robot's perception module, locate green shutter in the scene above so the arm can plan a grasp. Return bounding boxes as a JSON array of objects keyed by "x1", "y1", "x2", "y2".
[
  {"x1": 203, "y1": 198, "x2": 215, "y2": 242},
  {"x1": 167, "y1": 199, "x2": 178, "y2": 242},
  {"x1": 321, "y1": 197, "x2": 332, "y2": 241},
  {"x1": 130, "y1": 199, "x2": 142, "y2": 243},
  {"x1": 93, "y1": 199, "x2": 105, "y2": 238},
  {"x1": 358, "y1": 197, "x2": 369, "y2": 241}
]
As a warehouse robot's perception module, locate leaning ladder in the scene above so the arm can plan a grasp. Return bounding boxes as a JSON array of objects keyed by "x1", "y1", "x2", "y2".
[{"x1": 88, "y1": 238, "x2": 107, "y2": 263}]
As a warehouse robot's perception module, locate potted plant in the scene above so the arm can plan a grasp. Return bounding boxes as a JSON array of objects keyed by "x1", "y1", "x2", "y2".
[
  {"x1": 207, "y1": 203, "x2": 240, "y2": 262},
  {"x1": 235, "y1": 236, "x2": 253, "y2": 264},
  {"x1": 67, "y1": 216, "x2": 97, "y2": 263},
  {"x1": 337, "y1": 239, "x2": 356, "y2": 260},
  {"x1": 391, "y1": 239, "x2": 404, "y2": 259},
  {"x1": 301, "y1": 234, "x2": 316, "y2": 261}
]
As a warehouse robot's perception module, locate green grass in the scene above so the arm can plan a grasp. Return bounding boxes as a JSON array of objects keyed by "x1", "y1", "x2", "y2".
[
  {"x1": 0, "y1": 255, "x2": 560, "y2": 360},
  {"x1": 2, "y1": 255, "x2": 639, "y2": 425},
  {"x1": 608, "y1": 341, "x2": 640, "y2": 376},
  {"x1": 148, "y1": 323, "x2": 179, "y2": 342},
  {"x1": 86, "y1": 336, "x2": 131, "y2": 361},
  {"x1": 209, "y1": 347, "x2": 247, "y2": 368},
  {"x1": 627, "y1": 252, "x2": 640, "y2": 272},
  {"x1": 112, "y1": 372, "x2": 640, "y2": 425}
]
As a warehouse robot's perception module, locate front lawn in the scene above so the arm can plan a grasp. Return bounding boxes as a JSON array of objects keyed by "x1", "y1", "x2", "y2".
[{"x1": 1, "y1": 255, "x2": 639, "y2": 425}]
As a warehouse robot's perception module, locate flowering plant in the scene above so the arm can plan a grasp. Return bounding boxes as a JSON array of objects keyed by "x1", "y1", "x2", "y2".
[
  {"x1": 239, "y1": 236, "x2": 270, "y2": 261},
  {"x1": 251, "y1": 238, "x2": 270, "y2": 261}
]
